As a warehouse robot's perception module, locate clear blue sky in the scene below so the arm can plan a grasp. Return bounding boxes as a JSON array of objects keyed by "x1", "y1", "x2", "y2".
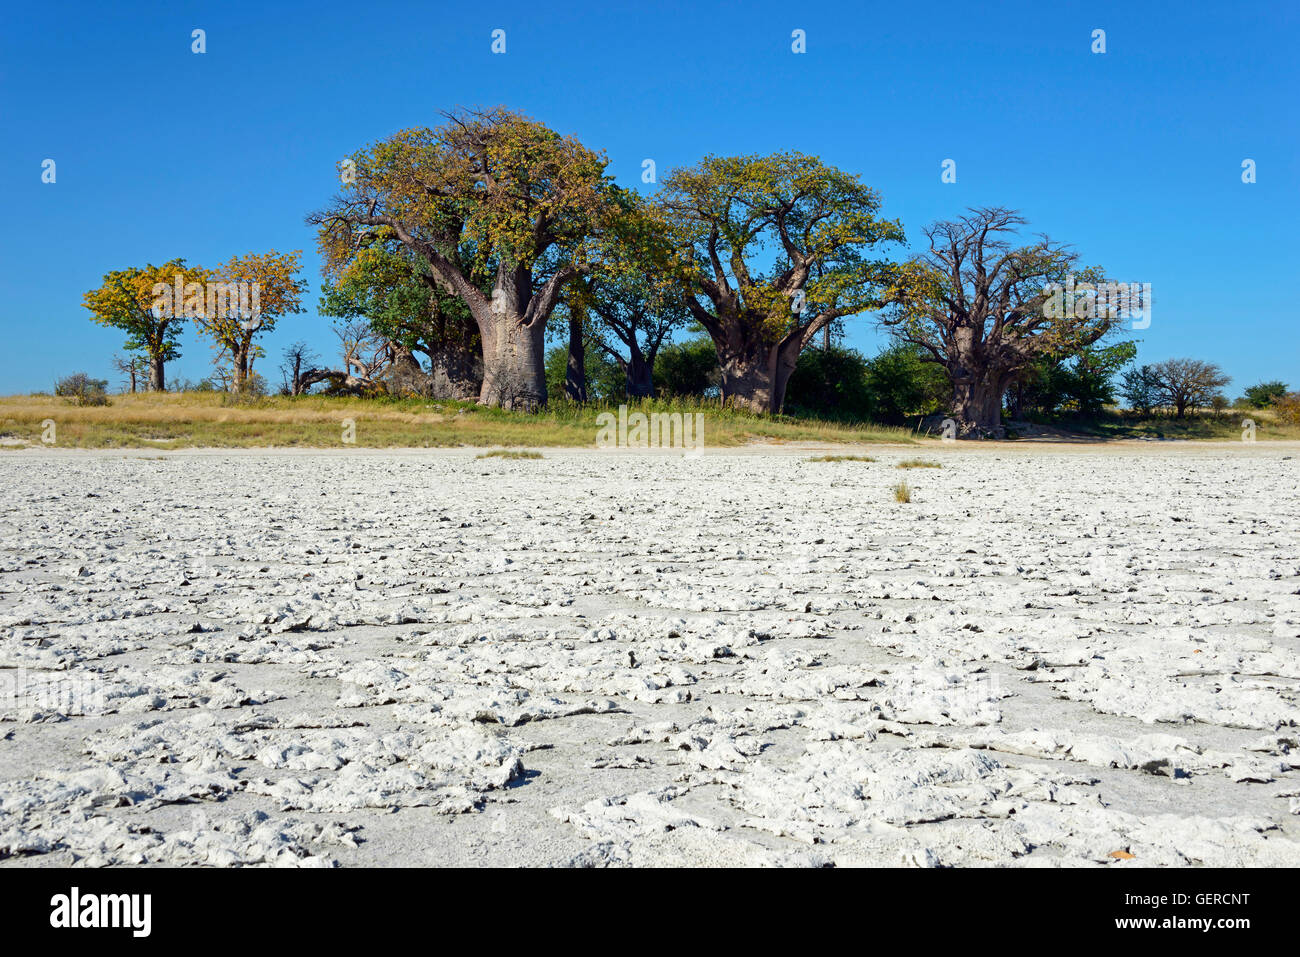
[{"x1": 2, "y1": 0, "x2": 1296, "y2": 395}]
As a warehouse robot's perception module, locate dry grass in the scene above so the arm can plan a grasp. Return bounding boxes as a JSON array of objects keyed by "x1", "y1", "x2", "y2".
[
  {"x1": 476, "y1": 449, "x2": 543, "y2": 460},
  {"x1": 806, "y1": 454, "x2": 876, "y2": 463},
  {"x1": 893, "y1": 481, "x2": 912, "y2": 503},
  {"x1": 896, "y1": 458, "x2": 943, "y2": 469},
  {"x1": 0, "y1": 392, "x2": 915, "y2": 450}
]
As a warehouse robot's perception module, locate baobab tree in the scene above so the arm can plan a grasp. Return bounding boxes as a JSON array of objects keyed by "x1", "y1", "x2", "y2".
[
  {"x1": 576, "y1": 272, "x2": 690, "y2": 399},
  {"x1": 658, "y1": 152, "x2": 904, "y2": 413},
  {"x1": 279, "y1": 341, "x2": 319, "y2": 396},
  {"x1": 882, "y1": 207, "x2": 1116, "y2": 438},
  {"x1": 575, "y1": 192, "x2": 690, "y2": 398},
  {"x1": 1150, "y1": 358, "x2": 1231, "y2": 418},
  {"x1": 319, "y1": 245, "x2": 482, "y2": 399},
  {"x1": 194, "y1": 250, "x2": 307, "y2": 392},
  {"x1": 83, "y1": 260, "x2": 207, "y2": 391},
  {"x1": 310, "y1": 107, "x2": 622, "y2": 410}
]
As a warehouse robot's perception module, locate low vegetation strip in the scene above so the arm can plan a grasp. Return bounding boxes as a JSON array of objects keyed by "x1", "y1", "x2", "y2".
[{"x1": 0, "y1": 393, "x2": 915, "y2": 450}]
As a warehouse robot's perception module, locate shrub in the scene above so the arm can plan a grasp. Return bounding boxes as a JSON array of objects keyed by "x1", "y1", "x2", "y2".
[
  {"x1": 653, "y1": 337, "x2": 720, "y2": 398},
  {"x1": 1272, "y1": 391, "x2": 1300, "y2": 425},
  {"x1": 1243, "y1": 380, "x2": 1289, "y2": 409},
  {"x1": 863, "y1": 343, "x2": 950, "y2": 424},
  {"x1": 476, "y1": 449, "x2": 543, "y2": 459},
  {"x1": 54, "y1": 372, "x2": 110, "y2": 406},
  {"x1": 785, "y1": 346, "x2": 873, "y2": 419}
]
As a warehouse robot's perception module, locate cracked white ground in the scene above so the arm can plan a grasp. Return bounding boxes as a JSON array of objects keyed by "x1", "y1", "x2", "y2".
[{"x1": 1, "y1": 444, "x2": 1298, "y2": 867}]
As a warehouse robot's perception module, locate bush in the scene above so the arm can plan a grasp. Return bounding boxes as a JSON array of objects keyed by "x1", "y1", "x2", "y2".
[
  {"x1": 785, "y1": 346, "x2": 873, "y2": 419},
  {"x1": 1272, "y1": 391, "x2": 1300, "y2": 425},
  {"x1": 653, "y1": 337, "x2": 720, "y2": 398},
  {"x1": 544, "y1": 345, "x2": 625, "y2": 402},
  {"x1": 54, "y1": 373, "x2": 110, "y2": 406},
  {"x1": 863, "y1": 344, "x2": 949, "y2": 424},
  {"x1": 1243, "y1": 380, "x2": 1289, "y2": 409}
]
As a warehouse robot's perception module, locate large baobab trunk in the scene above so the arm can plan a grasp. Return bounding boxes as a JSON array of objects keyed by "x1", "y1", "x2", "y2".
[
  {"x1": 477, "y1": 310, "x2": 548, "y2": 411},
  {"x1": 231, "y1": 348, "x2": 252, "y2": 392},
  {"x1": 150, "y1": 356, "x2": 166, "y2": 392},
  {"x1": 716, "y1": 337, "x2": 801, "y2": 414},
  {"x1": 425, "y1": 344, "x2": 481, "y2": 400},
  {"x1": 950, "y1": 370, "x2": 1011, "y2": 438}
]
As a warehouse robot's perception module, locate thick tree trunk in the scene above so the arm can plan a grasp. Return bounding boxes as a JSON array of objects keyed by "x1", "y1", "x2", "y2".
[
  {"x1": 625, "y1": 350, "x2": 654, "y2": 399},
  {"x1": 231, "y1": 347, "x2": 251, "y2": 393},
  {"x1": 424, "y1": 344, "x2": 481, "y2": 400},
  {"x1": 565, "y1": 308, "x2": 587, "y2": 402},
  {"x1": 150, "y1": 356, "x2": 166, "y2": 392},
  {"x1": 477, "y1": 312, "x2": 548, "y2": 411},
  {"x1": 951, "y1": 375, "x2": 1009, "y2": 438},
  {"x1": 718, "y1": 341, "x2": 799, "y2": 414}
]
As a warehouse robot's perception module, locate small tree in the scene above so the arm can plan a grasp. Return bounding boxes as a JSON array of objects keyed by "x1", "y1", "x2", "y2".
[
  {"x1": 279, "y1": 341, "x2": 319, "y2": 396},
  {"x1": 111, "y1": 353, "x2": 149, "y2": 394},
  {"x1": 1150, "y1": 358, "x2": 1231, "y2": 418},
  {"x1": 863, "y1": 343, "x2": 951, "y2": 424},
  {"x1": 653, "y1": 336, "x2": 721, "y2": 398},
  {"x1": 83, "y1": 260, "x2": 207, "y2": 390},
  {"x1": 1119, "y1": 364, "x2": 1161, "y2": 416},
  {"x1": 1242, "y1": 380, "x2": 1288, "y2": 409},
  {"x1": 194, "y1": 250, "x2": 307, "y2": 392},
  {"x1": 784, "y1": 346, "x2": 873, "y2": 420},
  {"x1": 319, "y1": 244, "x2": 483, "y2": 399}
]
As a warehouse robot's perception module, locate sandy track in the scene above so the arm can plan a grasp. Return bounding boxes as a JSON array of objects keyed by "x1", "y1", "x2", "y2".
[{"x1": 1, "y1": 445, "x2": 1298, "y2": 866}]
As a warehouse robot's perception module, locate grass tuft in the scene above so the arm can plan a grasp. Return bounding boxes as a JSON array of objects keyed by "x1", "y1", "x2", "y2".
[
  {"x1": 806, "y1": 454, "x2": 875, "y2": 463},
  {"x1": 896, "y1": 458, "x2": 942, "y2": 469},
  {"x1": 476, "y1": 449, "x2": 543, "y2": 459},
  {"x1": 893, "y1": 481, "x2": 912, "y2": 503}
]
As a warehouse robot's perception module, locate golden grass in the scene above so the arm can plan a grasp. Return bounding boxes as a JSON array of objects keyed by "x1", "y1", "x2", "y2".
[
  {"x1": 896, "y1": 458, "x2": 942, "y2": 469},
  {"x1": 0, "y1": 392, "x2": 916, "y2": 450},
  {"x1": 806, "y1": 454, "x2": 876, "y2": 462},
  {"x1": 893, "y1": 481, "x2": 912, "y2": 503}
]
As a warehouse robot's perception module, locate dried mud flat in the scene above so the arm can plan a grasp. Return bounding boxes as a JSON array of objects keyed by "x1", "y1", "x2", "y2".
[{"x1": 1, "y1": 444, "x2": 1298, "y2": 868}]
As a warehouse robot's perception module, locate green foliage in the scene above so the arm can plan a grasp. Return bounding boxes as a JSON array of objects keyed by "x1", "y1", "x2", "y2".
[
  {"x1": 785, "y1": 346, "x2": 873, "y2": 420},
  {"x1": 319, "y1": 245, "x2": 479, "y2": 359},
  {"x1": 1119, "y1": 364, "x2": 1161, "y2": 415},
  {"x1": 661, "y1": 153, "x2": 904, "y2": 339},
  {"x1": 652, "y1": 336, "x2": 720, "y2": 397},
  {"x1": 1243, "y1": 380, "x2": 1289, "y2": 409},
  {"x1": 863, "y1": 343, "x2": 950, "y2": 424},
  {"x1": 82, "y1": 260, "x2": 204, "y2": 371},
  {"x1": 1015, "y1": 340, "x2": 1136, "y2": 418},
  {"x1": 544, "y1": 345, "x2": 624, "y2": 402}
]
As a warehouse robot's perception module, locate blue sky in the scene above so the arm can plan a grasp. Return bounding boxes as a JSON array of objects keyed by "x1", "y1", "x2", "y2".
[{"x1": 2, "y1": 0, "x2": 1296, "y2": 394}]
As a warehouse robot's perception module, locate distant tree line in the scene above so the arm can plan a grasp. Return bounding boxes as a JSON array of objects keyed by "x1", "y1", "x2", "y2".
[{"x1": 76, "y1": 106, "x2": 1294, "y2": 437}]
